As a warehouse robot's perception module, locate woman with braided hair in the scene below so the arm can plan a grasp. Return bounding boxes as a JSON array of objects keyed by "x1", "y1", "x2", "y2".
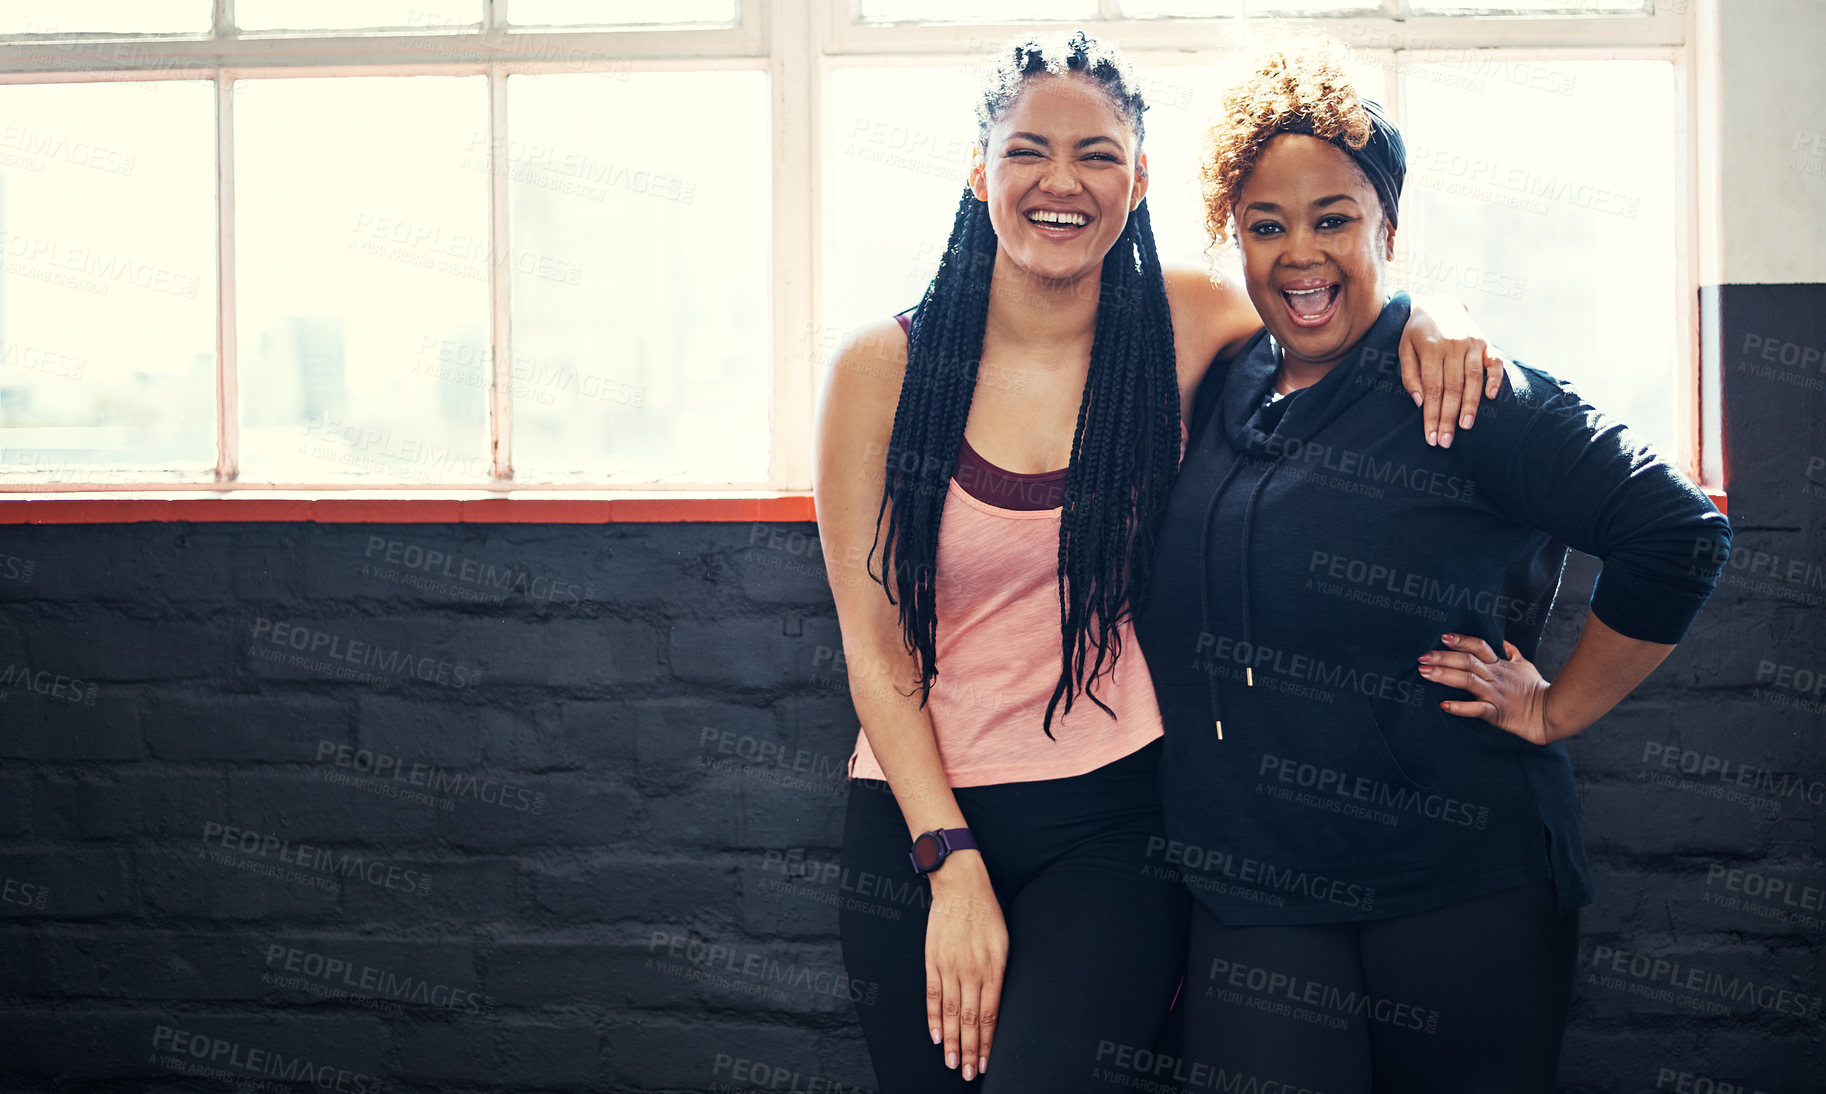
[{"x1": 813, "y1": 30, "x2": 1503, "y2": 1092}]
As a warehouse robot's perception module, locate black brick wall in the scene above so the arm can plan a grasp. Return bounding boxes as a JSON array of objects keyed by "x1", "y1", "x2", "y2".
[{"x1": 0, "y1": 286, "x2": 1820, "y2": 1092}]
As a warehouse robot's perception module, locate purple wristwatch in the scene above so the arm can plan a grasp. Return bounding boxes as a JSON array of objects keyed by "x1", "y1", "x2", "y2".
[{"x1": 909, "y1": 827, "x2": 978, "y2": 875}]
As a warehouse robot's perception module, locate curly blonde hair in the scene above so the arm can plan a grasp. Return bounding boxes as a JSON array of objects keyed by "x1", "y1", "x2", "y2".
[{"x1": 1200, "y1": 40, "x2": 1375, "y2": 254}]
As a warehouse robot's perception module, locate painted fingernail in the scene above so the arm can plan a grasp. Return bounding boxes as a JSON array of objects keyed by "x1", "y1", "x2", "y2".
[
  {"x1": 948, "y1": 1052, "x2": 959, "y2": 1069},
  {"x1": 931, "y1": 1028, "x2": 942, "y2": 1045},
  {"x1": 980, "y1": 1057, "x2": 989, "y2": 1074},
  {"x1": 1460, "y1": 413, "x2": 1474, "y2": 430},
  {"x1": 1411, "y1": 391, "x2": 1423, "y2": 407},
  {"x1": 1439, "y1": 432, "x2": 1453, "y2": 449},
  {"x1": 1419, "y1": 665, "x2": 1434, "y2": 675},
  {"x1": 964, "y1": 1064, "x2": 976, "y2": 1080},
  {"x1": 1426, "y1": 430, "x2": 1438, "y2": 446},
  {"x1": 1442, "y1": 634, "x2": 1457, "y2": 643}
]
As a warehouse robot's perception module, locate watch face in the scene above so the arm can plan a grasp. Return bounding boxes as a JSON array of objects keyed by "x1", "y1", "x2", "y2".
[{"x1": 911, "y1": 833, "x2": 944, "y2": 871}]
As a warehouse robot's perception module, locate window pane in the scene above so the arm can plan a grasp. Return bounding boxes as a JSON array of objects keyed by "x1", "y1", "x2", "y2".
[
  {"x1": 235, "y1": 1, "x2": 478, "y2": 32},
  {"x1": 1119, "y1": 1, "x2": 1236, "y2": 15},
  {"x1": 857, "y1": 0, "x2": 1101, "y2": 24},
  {"x1": 0, "y1": 1, "x2": 209, "y2": 35},
  {"x1": 235, "y1": 76, "x2": 492, "y2": 484},
  {"x1": 505, "y1": 71, "x2": 771, "y2": 484},
  {"x1": 510, "y1": 0, "x2": 739, "y2": 27},
  {"x1": 1400, "y1": 59, "x2": 1680, "y2": 461},
  {"x1": 1122, "y1": 1, "x2": 1376, "y2": 16},
  {"x1": 0, "y1": 82, "x2": 216, "y2": 483},
  {"x1": 1407, "y1": 1, "x2": 1649, "y2": 13},
  {"x1": 1249, "y1": 0, "x2": 1380, "y2": 12}
]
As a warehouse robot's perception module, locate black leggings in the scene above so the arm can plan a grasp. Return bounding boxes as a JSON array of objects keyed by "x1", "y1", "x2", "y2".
[
  {"x1": 1178, "y1": 880, "x2": 1579, "y2": 1094},
  {"x1": 839, "y1": 739, "x2": 1190, "y2": 1094}
]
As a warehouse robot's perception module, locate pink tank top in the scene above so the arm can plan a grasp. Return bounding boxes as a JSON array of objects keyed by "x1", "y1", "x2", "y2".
[{"x1": 845, "y1": 315, "x2": 1166, "y2": 788}]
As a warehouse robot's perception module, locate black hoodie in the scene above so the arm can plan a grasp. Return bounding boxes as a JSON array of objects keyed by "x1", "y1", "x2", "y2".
[{"x1": 1135, "y1": 293, "x2": 1732, "y2": 925}]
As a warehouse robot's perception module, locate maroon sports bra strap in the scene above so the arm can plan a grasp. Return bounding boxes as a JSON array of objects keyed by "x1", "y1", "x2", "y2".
[{"x1": 895, "y1": 312, "x2": 912, "y2": 335}]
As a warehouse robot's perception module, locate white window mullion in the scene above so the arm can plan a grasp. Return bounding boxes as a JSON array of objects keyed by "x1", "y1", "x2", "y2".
[
  {"x1": 771, "y1": 0, "x2": 820, "y2": 490},
  {"x1": 215, "y1": 70, "x2": 240, "y2": 482},
  {"x1": 487, "y1": 60, "x2": 514, "y2": 482}
]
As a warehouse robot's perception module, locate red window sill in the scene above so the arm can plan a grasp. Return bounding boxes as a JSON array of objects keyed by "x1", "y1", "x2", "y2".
[
  {"x1": 0, "y1": 491, "x2": 819, "y2": 524},
  {"x1": 0, "y1": 487, "x2": 1728, "y2": 524}
]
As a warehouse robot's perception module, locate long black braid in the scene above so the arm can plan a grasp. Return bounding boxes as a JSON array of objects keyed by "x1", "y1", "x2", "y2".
[{"x1": 869, "y1": 30, "x2": 1183, "y2": 737}]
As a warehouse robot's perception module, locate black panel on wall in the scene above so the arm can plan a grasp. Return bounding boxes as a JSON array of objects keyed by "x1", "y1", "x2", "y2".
[{"x1": 0, "y1": 279, "x2": 1822, "y2": 1091}]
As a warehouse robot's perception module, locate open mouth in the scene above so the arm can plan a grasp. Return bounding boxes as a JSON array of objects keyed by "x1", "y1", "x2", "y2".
[
  {"x1": 1025, "y1": 209, "x2": 1090, "y2": 235},
  {"x1": 1280, "y1": 284, "x2": 1340, "y2": 328}
]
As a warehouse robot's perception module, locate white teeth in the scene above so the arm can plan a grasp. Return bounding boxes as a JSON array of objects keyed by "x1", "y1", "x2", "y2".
[
  {"x1": 1027, "y1": 210, "x2": 1088, "y2": 227},
  {"x1": 1285, "y1": 287, "x2": 1330, "y2": 296}
]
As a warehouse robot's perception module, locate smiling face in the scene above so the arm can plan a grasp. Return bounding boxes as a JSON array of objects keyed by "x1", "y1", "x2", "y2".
[
  {"x1": 972, "y1": 73, "x2": 1148, "y2": 288},
  {"x1": 1235, "y1": 132, "x2": 1395, "y2": 372}
]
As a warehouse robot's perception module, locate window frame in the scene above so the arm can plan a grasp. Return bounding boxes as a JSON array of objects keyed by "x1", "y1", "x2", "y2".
[{"x1": 0, "y1": 0, "x2": 1717, "y2": 515}]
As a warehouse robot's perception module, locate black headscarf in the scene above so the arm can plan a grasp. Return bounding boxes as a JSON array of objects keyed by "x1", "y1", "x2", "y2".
[{"x1": 1281, "y1": 97, "x2": 1406, "y2": 228}]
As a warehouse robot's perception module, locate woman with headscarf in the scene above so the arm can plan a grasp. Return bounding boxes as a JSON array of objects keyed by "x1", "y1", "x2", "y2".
[
  {"x1": 1135, "y1": 42, "x2": 1731, "y2": 1092},
  {"x1": 814, "y1": 30, "x2": 1509, "y2": 1093}
]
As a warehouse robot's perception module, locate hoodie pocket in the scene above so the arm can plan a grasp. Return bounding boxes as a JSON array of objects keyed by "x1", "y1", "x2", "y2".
[{"x1": 1221, "y1": 683, "x2": 1443, "y2": 871}]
